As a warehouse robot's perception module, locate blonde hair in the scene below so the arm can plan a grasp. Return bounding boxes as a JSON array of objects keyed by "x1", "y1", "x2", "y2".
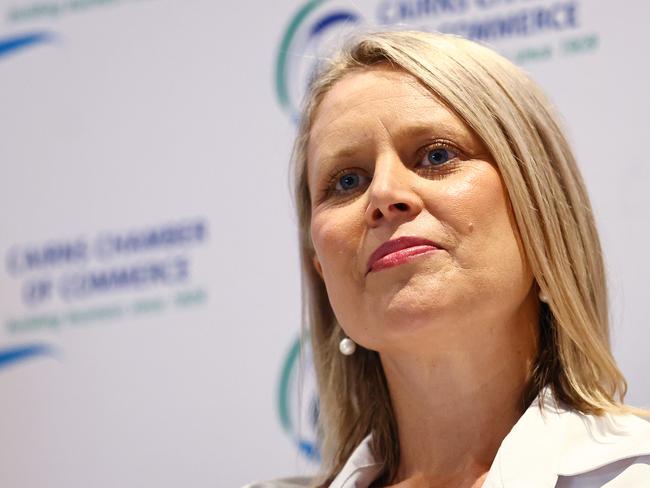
[{"x1": 291, "y1": 31, "x2": 634, "y2": 486}]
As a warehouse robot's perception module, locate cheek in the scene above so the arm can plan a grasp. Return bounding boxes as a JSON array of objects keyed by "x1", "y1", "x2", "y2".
[
  {"x1": 311, "y1": 210, "x2": 366, "y2": 332},
  {"x1": 451, "y1": 165, "x2": 531, "y2": 290},
  {"x1": 477, "y1": 173, "x2": 523, "y2": 258},
  {"x1": 476, "y1": 170, "x2": 533, "y2": 299},
  {"x1": 311, "y1": 212, "x2": 338, "y2": 262},
  {"x1": 442, "y1": 164, "x2": 505, "y2": 221},
  {"x1": 311, "y1": 209, "x2": 358, "y2": 275}
]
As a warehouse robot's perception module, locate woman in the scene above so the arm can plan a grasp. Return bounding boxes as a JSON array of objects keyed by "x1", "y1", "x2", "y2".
[{"x1": 248, "y1": 31, "x2": 650, "y2": 487}]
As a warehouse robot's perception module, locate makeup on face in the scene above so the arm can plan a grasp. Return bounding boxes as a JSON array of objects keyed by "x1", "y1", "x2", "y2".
[
  {"x1": 306, "y1": 67, "x2": 533, "y2": 355},
  {"x1": 366, "y1": 236, "x2": 441, "y2": 274}
]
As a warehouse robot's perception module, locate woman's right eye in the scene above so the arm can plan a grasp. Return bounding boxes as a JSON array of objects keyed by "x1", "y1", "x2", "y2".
[
  {"x1": 325, "y1": 169, "x2": 370, "y2": 197},
  {"x1": 317, "y1": 168, "x2": 370, "y2": 203},
  {"x1": 314, "y1": 168, "x2": 370, "y2": 206},
  {"x1": 336, "y1": 173, "x2": 361, "y2": 191}
]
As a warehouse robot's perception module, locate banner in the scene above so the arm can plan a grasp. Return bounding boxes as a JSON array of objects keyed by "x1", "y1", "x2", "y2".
[{"x1": 1, "y1": 1, "x2": 648, "y2": 486}]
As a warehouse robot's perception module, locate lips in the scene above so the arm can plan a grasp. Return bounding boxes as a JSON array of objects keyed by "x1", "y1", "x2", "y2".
[{"x1": 367, "y1": 236, "x2": 441, "y2": 274}]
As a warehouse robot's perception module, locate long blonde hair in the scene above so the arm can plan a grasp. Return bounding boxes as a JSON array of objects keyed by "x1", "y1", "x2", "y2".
[{"x1": 291, "y1": 31, "x2": 632, "y2": 486}]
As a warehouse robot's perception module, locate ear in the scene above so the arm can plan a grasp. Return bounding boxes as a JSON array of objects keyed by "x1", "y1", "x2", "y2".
[{"x1": 312, "y1": 254, "x2": 323, "y2": 279}]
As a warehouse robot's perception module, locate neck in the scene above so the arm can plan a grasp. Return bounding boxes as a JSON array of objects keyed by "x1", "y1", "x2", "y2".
[{"x1": 379, "y1": 301, "x2": 539, "y2": 487}]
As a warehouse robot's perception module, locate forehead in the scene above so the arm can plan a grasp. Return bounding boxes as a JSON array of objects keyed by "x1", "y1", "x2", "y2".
[
  {"x1": 307, "y1": 67, "x2": 476, "y2": 174},
  {"x1": 309, "y1": 67, "x2": 447, "y2": 142}
]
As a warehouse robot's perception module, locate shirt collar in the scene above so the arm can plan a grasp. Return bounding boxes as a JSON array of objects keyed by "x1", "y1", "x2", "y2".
[
  {"x1": 328, "y1": 435, "x2": 383, "y2": 488},
  {"x1": 328, "y1": 388, "x2": 650, "y2": 488}
]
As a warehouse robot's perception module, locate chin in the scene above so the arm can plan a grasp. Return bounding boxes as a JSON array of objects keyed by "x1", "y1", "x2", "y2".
[
  {"x1": 373, "y1": 273, "x2": 450, "y2": 317},
  {"x1": 375, "y1": 302, "x2": 454, "y2": 344}
]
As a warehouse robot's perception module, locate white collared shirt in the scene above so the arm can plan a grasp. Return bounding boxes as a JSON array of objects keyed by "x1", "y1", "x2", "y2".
[{"x1": 245, "y1": 390, "x2": 650, "y2": 487}]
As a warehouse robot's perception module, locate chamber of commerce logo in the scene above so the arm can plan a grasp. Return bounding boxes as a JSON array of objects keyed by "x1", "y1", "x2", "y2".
[
  {"x1": 275, "y1": 0, "x2": 595, "y2": 121},
  {"x1": 2, "y1": 218, "x2": 209, "y2": 371},
  {"x1": 0, "y1": 32, "x2": 55, "y2": 59},
  {"x1": 277, "y1": 335, "x2": 320, "y2": 461},
  {"x1": 275, "y1": 0, "x2": 362, "y2": 123}
]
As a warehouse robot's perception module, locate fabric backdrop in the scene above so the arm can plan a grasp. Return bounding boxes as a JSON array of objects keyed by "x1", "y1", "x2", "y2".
[{"x1": 1, "y1": 1, "x2": 648, "y2": 486}]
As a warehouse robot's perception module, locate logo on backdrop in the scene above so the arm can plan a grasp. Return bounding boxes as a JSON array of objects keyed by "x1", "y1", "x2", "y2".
[
  {"x1": 0, "y1": 32, "x2": 55, "y2": 59},
  {"x1": 2, "y1": 217, "x2": 210, "y2": 369},
  {"x1": 275, "y1": 0, "x2": 362, "y2": 123},
  {"x1": 277, "y1": 336, "x2": 321, "y2": 461},
  {"x1": 276, "y1": 0, "x2": 595, "y2": 123},
  {"x1": 0, "y1": 344, "x2": 56, "y2": 371},
  {"x1": 0, "y1": 30, "x2": 59, "y2": 369},
  {"x1": 6, "y1": 218, "x2": 207, "y2": 307}
]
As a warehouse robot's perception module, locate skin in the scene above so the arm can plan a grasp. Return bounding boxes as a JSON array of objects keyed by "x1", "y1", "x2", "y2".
[{"x1": 307, "y1": 67, "x2": 540, "y2": 487}]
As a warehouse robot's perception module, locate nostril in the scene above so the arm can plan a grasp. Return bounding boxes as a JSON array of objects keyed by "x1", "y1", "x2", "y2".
[{"x1": 369, "y1": 202, "x2": 413, "y2": 223}]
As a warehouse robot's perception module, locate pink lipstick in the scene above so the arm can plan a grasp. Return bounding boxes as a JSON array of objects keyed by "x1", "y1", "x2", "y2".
[{"x1": 367, "y1": 236, "x2": 440, "y2": 273}]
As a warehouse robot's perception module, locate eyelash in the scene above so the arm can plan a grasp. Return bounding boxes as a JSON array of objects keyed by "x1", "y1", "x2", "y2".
[{"x1": 319, "y1": 140, "x2": 463, "y2": 201}]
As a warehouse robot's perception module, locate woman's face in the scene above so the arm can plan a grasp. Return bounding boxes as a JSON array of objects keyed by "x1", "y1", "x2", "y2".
[{"x1": 307, "y1": 67, "x2": 537, "y2": 356}]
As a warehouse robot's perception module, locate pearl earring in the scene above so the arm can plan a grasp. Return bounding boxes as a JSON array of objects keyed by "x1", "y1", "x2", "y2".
[
  {"x1": 339, "y1": 337, "x2": 357, "y2": 356},
  {"x1": 539, "y1": 291, "x2": 549, "y2": 303}
]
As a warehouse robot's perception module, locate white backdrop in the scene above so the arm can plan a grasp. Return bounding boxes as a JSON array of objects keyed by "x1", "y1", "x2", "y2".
[{"x1": 0, "y1": 1, "x2": 648, "y2": 487}]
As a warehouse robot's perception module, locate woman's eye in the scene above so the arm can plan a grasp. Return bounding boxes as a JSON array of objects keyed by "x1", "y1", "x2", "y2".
[
  {"x1": 320, "y1": 168, "x2": 370, "y2": 202},
  {"x1": 422, "y1": 147, "x2": 458, "y2": 166},
  {"x1": 335, "y1": 172, "x2": 363, "y2": 191}
]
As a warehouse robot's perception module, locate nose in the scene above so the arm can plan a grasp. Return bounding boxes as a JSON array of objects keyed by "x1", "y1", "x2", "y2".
[{"x1": 364, "y1": 155, "x2": 423, "y2": 228}]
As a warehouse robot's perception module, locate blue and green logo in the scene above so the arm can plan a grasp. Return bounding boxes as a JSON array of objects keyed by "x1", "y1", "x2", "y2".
[
  {"x1": 275, "y1": 0, "x2": 362, "y2": 122},
  {"x1": 277, "y1": 335, "x2": 320, "y2": 461},
  {"x1": 0, "y1": 343, "x2": 56, "y2": 370},
  {"x1": 0, "y1": 32, "x2": 55, "y2": 59}
]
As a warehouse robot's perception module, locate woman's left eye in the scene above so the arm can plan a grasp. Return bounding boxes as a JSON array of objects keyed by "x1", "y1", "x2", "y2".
[{"x1": 420, "y1": 146, "x2": 458, "y2": 167}]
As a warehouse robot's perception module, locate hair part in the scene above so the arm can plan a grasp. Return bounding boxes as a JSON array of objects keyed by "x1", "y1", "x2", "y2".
[{"x1": 290, "y1": 30, "x2": 637, "y2": 486}]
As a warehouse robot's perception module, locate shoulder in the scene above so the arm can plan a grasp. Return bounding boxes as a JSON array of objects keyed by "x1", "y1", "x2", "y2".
[
  {"x1": 555, "y1": 410, "x2": 650, "y2": 486},
  {"x1": 556, "y1": 455, "x2": 650, "y2": 487},
  {"x1": 485, "y1": 392, "x2": 650, "y2": 487},
  {"x1": 240, "y1": 476, "x2": 313, "y2": 488}
]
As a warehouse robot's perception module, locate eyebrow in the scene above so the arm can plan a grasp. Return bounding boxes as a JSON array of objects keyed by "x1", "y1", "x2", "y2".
[
  {"x1": 391, "y1": 123, "x2": 449, "y2": 140},
  {"x1": 315, "y1": 146, "x2": 361, "y2": 167},
  {"x1": 313, "y1": 123, "x2": 446, "y2": 160},
  {"x1": 310, "y1": 113, "x2": 471, "y2": 174}
]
